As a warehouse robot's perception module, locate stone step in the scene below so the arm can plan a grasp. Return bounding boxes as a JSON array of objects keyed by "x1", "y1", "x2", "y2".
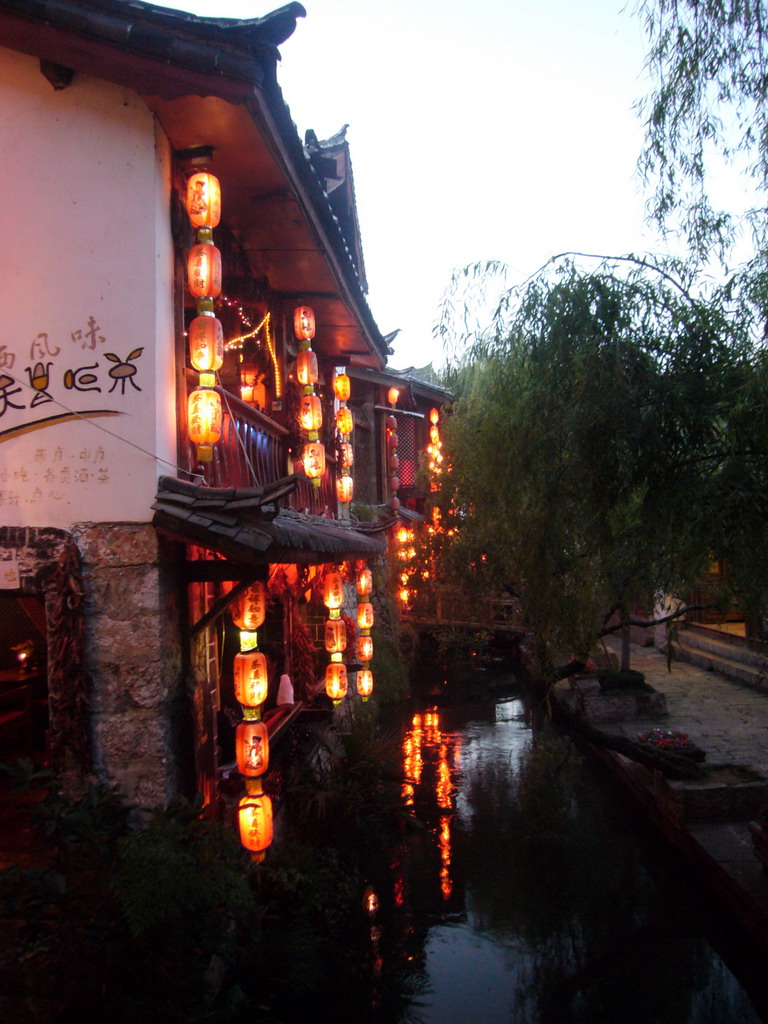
[
  {"x1": 677, "y1": 627, "x2": 768, "y2": 668},
  {"x1": 675, "y1": 637, "x2": 768, "y2": 692}
]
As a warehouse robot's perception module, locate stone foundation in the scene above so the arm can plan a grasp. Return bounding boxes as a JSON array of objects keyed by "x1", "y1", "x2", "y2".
[
  {"x1": 74, "y1": 523, "x2": 186, "y2": 808},
  {"x1": 556, "y1": 677, "x2": 668, "y2": 722}
]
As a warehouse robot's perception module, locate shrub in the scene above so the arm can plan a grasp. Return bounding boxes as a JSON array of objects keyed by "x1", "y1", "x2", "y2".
[{"x1": 596, "y1": 668, "x2": 652, "y2": 692}]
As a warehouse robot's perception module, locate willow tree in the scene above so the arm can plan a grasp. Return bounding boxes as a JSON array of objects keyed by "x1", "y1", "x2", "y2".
[
  {"x1": 637, "y1": 0, "x2": 768, "y2": 261},
  {"x1": 436, "y1": 257, "x2": 768, "y2": 679}
]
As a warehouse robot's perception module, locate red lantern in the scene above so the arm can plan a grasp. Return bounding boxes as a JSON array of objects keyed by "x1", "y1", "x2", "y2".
[
  {"x1": 333, "y1": 373, "x2": 351, "y2": 402},
  {"x1": 430, "y1": 425, "x2": 440, "y2": 443},
  {"x1": 430, "y1": 408, "x2": 440, "y2": 425},
  {"x1": 340, "y1": 442, "x2": 354, "y2": 469},
  {"x1": 358, "y1": 634, "x2": 373, "y2": 662},
  {"x1": 325, "y1": 662, "x2": 348, "y2": 702},
  {"x1": 236, "y1": 720, "x2": 269, "y2": 777},
  {"x1": 303, "y1": 441, "x2": 326, "y2": 480},
  {"x1": 299, "y1": 394, "x2": 323, "y2": 432},
  {"x1": 337, "y1": 475, "x2": 353, "y2": 503},
  {"x1": 391, "y1": 497, "x2": 401, "y2": 512},
  {"x1": 336, "y1": 407, "x2": 353, "y2": 435},
  {"x1": 238, "y1": 791, "x2": 273, "y2": 855},
  {"x1": 357, "y1": 669, "x2": 374, "y2": 699},
  {"x1": 323, "y1": 571, "x2": 344, "y2": 610},
  {"x1": 357, "y1": 602, "x2": 374, "y2": 631},
  {"x1": 188, "y1": 315, "x2": 223, "y2": 373},
  {"x1": 387, "y1": 387, "x2": 399, "y2": 405},
  {"x1": 389, "y1": 475, "x2": 401, "y2": 492},
  {"x1": 389, "y1": 453, "x2": 400, "y2": 473},
  {"x1": 387, "y1": 415, "x2": 397, "y2": 431},
  {"x1": 188, "y1": 387, "x2": 222, "y2": 462},
  {"x1": 187, "y1": 243, "x2": 222, "y2": 298},
  {"x1": 294, "y1": 305, "x2": 315, "y2": 340},
  {"x1": 233, "y1": 650, "x2": 268, "y2": 710},
  {"x1": 230, "y1": 582, "x2": 266, "y2": 631},
  {"x1": 296, "y1": 348, "x2": 318, "y2": 387},
  {"x1": 356, "y1": 567, "x2": 372, "y2": 596},
  {"x1": 186, "y1": 172, "x2": 221, "y2": 229},
  {"x1": 388, "y1": 431, "x2": 399, "y2": 450},
  {"x1": 325, "y1": 617, "x2": 347, "y2": 654}
]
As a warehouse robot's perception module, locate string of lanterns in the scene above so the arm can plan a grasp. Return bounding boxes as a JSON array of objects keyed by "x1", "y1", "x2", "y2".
[
  {"x1": 356, "y1": 564, "x2": 374, "y2": 700},
  {"x1": 185, "y1": 170, "x2": 224, "y2": 464},
  {"x1": 295, "y1": 305, "x2": 326, "y2": 488},
  {"x1": 323, "y1": 568, "x2": 348, "y2": 702},
  {"x1": 386, "y1": 387, "x2": 400, "y2": 513},
  {"x1": 334, "y1": 370, "x2": 354, "y2": 504},
  {"x1": 230, "y1": 581, "x2": 274, "y2": 861}
]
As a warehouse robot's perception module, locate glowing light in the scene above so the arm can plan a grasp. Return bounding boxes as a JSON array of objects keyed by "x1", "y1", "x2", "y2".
[{"x1": 186, "y1": 172, "x2": 221, "y2": 229}]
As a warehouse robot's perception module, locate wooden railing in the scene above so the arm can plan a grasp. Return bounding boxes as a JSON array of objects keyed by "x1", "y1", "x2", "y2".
[{"x1": 183, "y1": 388, "x2": 337, "y2": 515}]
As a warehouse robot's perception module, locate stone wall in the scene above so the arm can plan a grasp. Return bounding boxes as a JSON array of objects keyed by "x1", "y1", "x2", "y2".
[{"x1": 74, "y1": 523, "x2": 186, "y2": 808}]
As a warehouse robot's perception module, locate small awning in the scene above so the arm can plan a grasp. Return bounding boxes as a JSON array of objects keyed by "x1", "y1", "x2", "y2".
[{"x1": 152, "y1": 475, "x2": 388, "y2": 565}]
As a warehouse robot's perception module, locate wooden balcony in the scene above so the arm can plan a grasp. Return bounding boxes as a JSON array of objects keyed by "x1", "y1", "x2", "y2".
[{"x1": 183, "y1": 387, "x2": 337, "y2": 516}]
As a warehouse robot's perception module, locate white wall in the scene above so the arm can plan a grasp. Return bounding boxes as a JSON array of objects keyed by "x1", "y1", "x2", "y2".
[{"x1": 0, "y1": 49, "x2": 176, "y2": 529}]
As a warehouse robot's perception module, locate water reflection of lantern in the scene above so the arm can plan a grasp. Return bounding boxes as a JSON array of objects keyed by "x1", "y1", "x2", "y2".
[
  {"x1": 188, "y1": 387, "x2": 222, "y2": 462},
  {"x1": 299, "y1": 394, "x2": 323, "y2": 432},
  {"x1": 325, "y1": 661, "x2": 348, "y2": 702},
  {"x1": 230, "y1": 582, "x2": 266, "y2": 631},
  {"x1": 294, "y1": 305, "x2": 315, "y2": 340},
  {"x1": 236, "y1": 720, "x2": 269, "y2": 777},
  {"x1": 296, "y1": 348, "x2": 318, "y2": 387},
  {"x1": 356, "y1": 567, "x2": 372, "y2": 596},
  {"x1": 234, "y1": 650, "x2": 268, "y2": 714},
  {"x1": 186, "y1": 172, "x2": 221, "y2": 229},
  {"x1": 387, "y1": 387, "x2": 400, "y2": 405},
  {"x1": 238, "y1": 788, "x2": 273, "y2": 858},
  {"x1": 325, "y1": 617, "x2": 347, "y2": 654},
  {"x1": 336, "y1": 407, "x2": 353, "y2": 435},
  {"x1": 333, "y1": 373, "x2": 351, "y2": 402},
  {"x1": 340, "y1": 442, "x2": 354, "y2": 469},
  {"x1": 188, "y1": 315, "x2": 223, "y2": 372},
  {"x1": 362, "y1": 885, "x2": 379, "y2": 915},
  {"x1": 187, "y1": 242, "x2": 222, "y2": 298},
  {"x1": 337, "y1": 475, "x2": 353, "y2": 503},
  {"x1": 357, "y1": 668, "x2": 374, "y2": 700},
  {"x1": 324, "y1": 571, "x2": 344, "y2": 610},
  {"x1": 303, "y1": 441, "x2": 326, "y2": 480},
  {"x1": 357, "y1": 602, "x2": 374, "y2": 631},
  {"x1": 358, "y1": 634, "x2": 373, "y2": 662}
]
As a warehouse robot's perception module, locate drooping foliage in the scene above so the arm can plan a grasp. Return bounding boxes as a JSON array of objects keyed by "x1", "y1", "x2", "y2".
[
  {"x1": 436, "y1": 257, "x2": 768, "y2": 673},
  {"x1": 636, "y1": 0, "x2": 768, "y2": 258}
]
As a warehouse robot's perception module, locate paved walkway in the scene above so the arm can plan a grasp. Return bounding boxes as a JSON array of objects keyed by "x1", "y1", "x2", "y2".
[
  {"x1": 603, "y1": 638, "x2": 768, "y2": 776},
  {"x1": 594, "y1": 638, "x2": 768, "y2": 947}
]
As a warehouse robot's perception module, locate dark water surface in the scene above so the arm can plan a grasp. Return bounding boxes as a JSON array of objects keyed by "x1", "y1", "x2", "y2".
[{"x1": 366, "y1": 694, "x2": 766, "y2": 1024}]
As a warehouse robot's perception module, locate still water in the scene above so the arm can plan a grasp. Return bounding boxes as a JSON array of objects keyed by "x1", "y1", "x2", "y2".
[{"x1": 367, "y1": 695, "x2": 766, "y2": 1024}]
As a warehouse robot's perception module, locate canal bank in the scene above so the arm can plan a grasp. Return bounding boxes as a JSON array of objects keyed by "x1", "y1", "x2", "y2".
[{"x1": 556, "y1": 637, "x2": 768, "y2": 964}]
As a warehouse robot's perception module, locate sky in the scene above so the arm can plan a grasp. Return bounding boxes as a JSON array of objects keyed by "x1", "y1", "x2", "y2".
[{"x1": 160, "y1": 0, "x2": 664, "y2": 369}]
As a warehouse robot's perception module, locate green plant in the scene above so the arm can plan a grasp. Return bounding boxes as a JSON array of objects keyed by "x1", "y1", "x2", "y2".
[
  {"x1": 596, "y1": 668, "x2": 651, "y2": 693},
  {"x1": 371, "y1": 631, "x2": 409, "y2": 705}
]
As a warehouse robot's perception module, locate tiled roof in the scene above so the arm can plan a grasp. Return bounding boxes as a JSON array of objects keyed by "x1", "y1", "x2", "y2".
[{"x1": 152, "y1": 475, "x2": 388, "y2": 564}]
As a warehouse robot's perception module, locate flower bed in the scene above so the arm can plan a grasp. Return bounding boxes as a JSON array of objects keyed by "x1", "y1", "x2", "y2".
[{"x1": 637, "y1": 728, "x2": 706, "y2": 762}]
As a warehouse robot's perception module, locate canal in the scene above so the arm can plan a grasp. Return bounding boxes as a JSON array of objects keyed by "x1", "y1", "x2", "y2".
[{"x1": 355, "y1": 691, "x2": 768, "y2": 1024}]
